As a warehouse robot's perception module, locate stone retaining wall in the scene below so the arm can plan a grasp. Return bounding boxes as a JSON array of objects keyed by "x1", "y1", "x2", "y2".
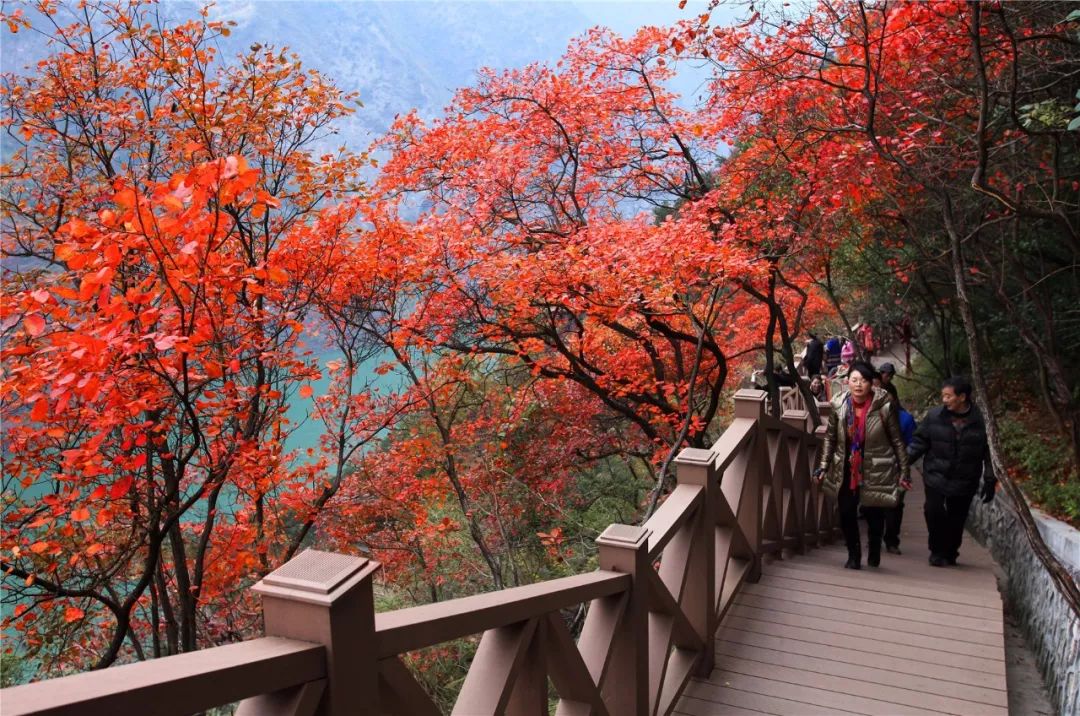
[{"x1": 968, "y1": 496, "x2": 1080, "y2": 715}]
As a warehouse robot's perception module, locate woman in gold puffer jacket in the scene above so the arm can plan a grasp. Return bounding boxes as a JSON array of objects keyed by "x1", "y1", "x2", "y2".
[{"x1": 814, "y1": 362, "x2": 911, "y2": 570}]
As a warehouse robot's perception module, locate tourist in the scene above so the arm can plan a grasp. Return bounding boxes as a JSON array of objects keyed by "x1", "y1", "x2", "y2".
[
  {"x1": 809, "y1": 374, "x2": 828, "y2": 402},
  {"x1": 833, "y1": 340, "x2": 856, "y2": 378},
  {"x1": 813, "y1": 362, "x2": 911, "y2": 569},
  {"x1": 802, "y1": 333, "x2": 824, "y2": 377},
  {"x1": 907, "y1": 376, "x2": 996, "y2": 567},
  {"x1": 882, "y1": 382, "x2": 916, "y2": 554},
  {"x1": 856, "y1": 322, "x2": 876, "y2": 359},
  {"x1": 824, "y1": 335, "x2": 843, "y2": 375},
  {"x1": 828, "y1": 340, "x2": 856, "y2": 396},
  {"x1": 879, "y1": 361, "x2": 897, "y2": 387}
]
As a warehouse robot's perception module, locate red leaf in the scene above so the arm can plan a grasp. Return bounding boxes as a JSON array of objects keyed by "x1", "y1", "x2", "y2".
[
  {"x1": 110, "y1": 475, "x2": 134, "y2": 500},
  {"x1": 63, "y1": 606, "x2": 85, "y2": 623},
  {"x1": 24, "y1": 314, "x2": 45, "y2": 336},
  {"x1": 30, "y1": 398, "x2": 49, "y2": 422},
  {"x1": 298, "y1": 385, "x2": 314, "y2": 399}
]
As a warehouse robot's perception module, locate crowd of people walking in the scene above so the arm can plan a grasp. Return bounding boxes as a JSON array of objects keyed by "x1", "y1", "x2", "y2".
[{"x1": 797, "y1": 328, "x2": 996, "y2": 571}]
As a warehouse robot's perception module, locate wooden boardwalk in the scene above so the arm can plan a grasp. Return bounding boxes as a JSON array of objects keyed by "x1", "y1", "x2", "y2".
[{"x1": 676, "y1": 478, "x2": 1009, "y2": 716}]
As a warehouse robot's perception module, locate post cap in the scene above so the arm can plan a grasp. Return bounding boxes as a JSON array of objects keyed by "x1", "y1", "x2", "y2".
[
  {"x1": 674, "y1": 447, "x2": 714, "y2": 467},
  {"x1": 596, "y1": 524, "x2": 649, "y2": 549},
  {"x1": 252, "y1": 549, "x2": 379, "y2": 606},
  {"x1": 782, "y1": 408, "x2": 809, "y2": 427}
]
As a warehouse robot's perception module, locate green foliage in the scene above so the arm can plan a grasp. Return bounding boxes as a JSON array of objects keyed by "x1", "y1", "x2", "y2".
[
  {"x1": 1016, "y1": 99, "x2": 1074, "y2": 131},
  {"x1": 999, "y1": 417, "x2": 1080, "y2": 526},
  {"x1": 0, "y1": 653, "x2": 28, "y2": 688}
]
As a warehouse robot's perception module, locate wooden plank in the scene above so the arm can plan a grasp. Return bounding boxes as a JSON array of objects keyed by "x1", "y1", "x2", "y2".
[
  {"x1": 1, "y1": 637, "x2": 326, "y2": 716},
  {"x1": 717, "y1": 557, "x2": 751, "y2": 618},
  {"x1": 682, "y1": 680, "x2": 860, "y2": 716},
  {"x1": 673, "y1": 698, "x2": 767, "y2": 716},
  {"x1": 801, "y1": 547, "x2": 999, "y2": 583},
  {"x1": 646, "y1": 484, "x2": 704, "y2": 560},
  {"x1": 763, "y1": 560, "x2": 1001, "y2": 607},
  {"x1": 507, "y1": 618, "x2": 547, "y2": 715},
  {"x1": 728, "y1": 604, "x2": 1003, "y2": 661},
  {"x1": 577, "y1": 592, "x2": 627, "y2": 687},
  {"x1": 452, "y1": 619, "x2": 538, "y2": 716},
  {"x1": 648, "y1": 569, "x2": 705, "y2": 651},
  {"x1": 716, "y1": 627, "x2": 1005, "y2": 691},
  {"x1": 545, "y1": 613, "x2": 608, "y2": 716},
  {"x1": 715, "y1": 639, "x2": 1007, "y2": 708},
  {"x1": 732, "y1": 592, "x2": 1003, "y2": 648},
  {"x1": 747, "y1": 561, "x2": 997, "y2": 613},
  {"x1": 756, "y1": 575, "x2": 1002, "y2": 621},
  {"x1": 657, "y1": 647, "x2": 700, "y2": 716},
  {"x1": 722, "y1": 616, "x2": 1005, "y2": 675},
  {"x1": 710, "y1": 418, "x2": 757, "y2": 473},
  {"x1": 377, "y1": 570, "x2": 629, "y2": 656},
  {"x1": 235, "y1": 679, "x2": 326, "y2": 716},
  {"x1": 689, "y1": 669, "x2": 945, "y2": 716},
  {"x1": 739, "y1": 583, "x2": 1002, "y2": 634},
  {"x1": 377, "y1": 658, "x2": 441, "y2": 716},
  {"x1": 713, "y1": 651, "x2": 1008, "y2": 716}
]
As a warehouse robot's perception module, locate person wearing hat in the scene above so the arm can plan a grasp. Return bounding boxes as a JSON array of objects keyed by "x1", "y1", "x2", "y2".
[
  {"x1": 879, "y1": 361, "x2": 897, "y2": 386},
  {"x1": 833, "y1": 340, "x2": 856, "y2": 375},
  {"x1": 829, "y1": 340, "x2": 857, "y2": 395}
]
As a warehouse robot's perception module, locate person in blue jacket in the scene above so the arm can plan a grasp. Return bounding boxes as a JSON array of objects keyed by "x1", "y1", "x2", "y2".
[
  {"x1": 824, "y1": 335, "x2": 843, "y2": 375},
  {"x1": 882, "y1": 382, "x2": 916, "y2": 554}
]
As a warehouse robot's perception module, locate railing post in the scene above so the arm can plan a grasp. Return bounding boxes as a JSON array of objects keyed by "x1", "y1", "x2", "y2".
[
  {"x1": 733, "y1": 389, "x2": 767, "y2": 581},
  {"x1": 595, "y1": 524, "x2": 650, "y2": 716},
  {"x1": 783, "y1": 409, "x2": 811, "y2": 555},
  {"x1": 238, "y1": 550, "x2": 381, "y2": 716},
  {"x1": 674, "y1": 447, "x2": 717, "y2": 676},
  {"x1": 810, "y1": 402, "x2": 830, "y2": 467}
]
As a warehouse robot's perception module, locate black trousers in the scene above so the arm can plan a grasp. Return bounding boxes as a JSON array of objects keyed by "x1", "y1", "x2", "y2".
[
  {"x1": 838, "y1": 480, "x2": 884, "y2": 559},
  {"x1": 924, "y1": 484, "x2": 974, "y2": 559},
  {"x1": 884, "y1": 492, "x2": 905, "y2": 548}
]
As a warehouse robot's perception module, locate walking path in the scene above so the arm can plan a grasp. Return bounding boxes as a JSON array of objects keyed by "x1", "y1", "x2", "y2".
[{"x1": 675, "y1": 476, "x2": 1009, "y2": 715}]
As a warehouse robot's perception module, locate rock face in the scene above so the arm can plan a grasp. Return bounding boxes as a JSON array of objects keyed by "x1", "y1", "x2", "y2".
[{"x1": 968, "y1": 496, "x2": 1080, "y2": 715}]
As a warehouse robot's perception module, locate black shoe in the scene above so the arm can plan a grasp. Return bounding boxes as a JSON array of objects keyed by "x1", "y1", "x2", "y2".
[
  {"x1": 885, "y1": 545, "x2": 902, "y2": 555},
  {"x1": 867, "y1": 552, "x2": 880, "y2": 568},
  {"x1": 946, "y1": 555, "x2": 958, "y2": 566},
  {"x1": 929, "y1": 554, "x2": 947, "y2": 567},
  {"x1": 844, "y1": 557, "x2": 862, "y2": 570}
]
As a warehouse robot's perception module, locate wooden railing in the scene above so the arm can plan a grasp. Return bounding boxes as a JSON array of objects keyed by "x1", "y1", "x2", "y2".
[{"x1": 1, "y1": 388, "x2": 835, "y2": 716}]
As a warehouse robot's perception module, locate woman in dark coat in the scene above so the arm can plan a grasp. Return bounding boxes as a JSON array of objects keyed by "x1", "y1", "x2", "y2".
[{"x1": 814, "y1": 362, "x2": 911, "y2": 569}]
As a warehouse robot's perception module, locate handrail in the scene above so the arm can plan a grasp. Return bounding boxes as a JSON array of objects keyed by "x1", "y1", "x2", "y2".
[
  {"x1": 645, "y1": 483, "x2": 704, "y2": 560},
  {"x1": 374, "y1": 570, "x2": 629, "y2": 657},
  {"x1": 0, "y1": 637, "x2": 326, "y2": 716},
  {"x1": 709, "y1": 416, "x2": 757, "y2": 472},
  {"x1": 1, "y1": 388, "x2": 834, "y2": 716}
]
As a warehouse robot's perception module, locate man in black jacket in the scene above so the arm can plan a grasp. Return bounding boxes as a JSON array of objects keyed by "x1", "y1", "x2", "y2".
[
  {"x1": 907, "y1": 376, "x2": 996, "y2": 566},
  {"x1": 802, "y1": 333, "x2": 824, "y2": 377}
]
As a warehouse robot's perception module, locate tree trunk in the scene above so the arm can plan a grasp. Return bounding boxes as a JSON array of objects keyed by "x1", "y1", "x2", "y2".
[{"x1": 943, "y1": 197, "x2": 1080, "y2": 619}]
